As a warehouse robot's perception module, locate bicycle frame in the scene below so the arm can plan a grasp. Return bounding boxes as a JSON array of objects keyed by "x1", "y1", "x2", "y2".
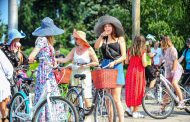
[
  {"x1": 12, "y1": 59, "x2": 59, "y2": 121},
  {"x1": 159, "y1": 74, "x2": 190, "y2": 103},
  {"x1": 13, "y1": 76, "x2": 55, "y2": 121}
]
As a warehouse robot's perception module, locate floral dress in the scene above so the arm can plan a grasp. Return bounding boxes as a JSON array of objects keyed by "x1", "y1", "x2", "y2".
[{"x1": 34, "y1": 37, "x2": 60, "y2": 121}]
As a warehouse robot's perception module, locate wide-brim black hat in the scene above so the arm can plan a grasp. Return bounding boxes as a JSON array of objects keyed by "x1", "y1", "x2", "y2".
[{"x1": 94, "y1": 15, "x2": 124, "y2": 37}]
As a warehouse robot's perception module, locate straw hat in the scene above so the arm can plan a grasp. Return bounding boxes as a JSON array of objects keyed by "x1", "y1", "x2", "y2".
[
  {"x1": 73, "y1": 29, "x2": 90, "y2": 47},
  {"x1": 94, "y1": 15, "x2": 124, "y2": 37},
  {"x1": 32, "y1": 17, "x2": 64, "y2": 36}
]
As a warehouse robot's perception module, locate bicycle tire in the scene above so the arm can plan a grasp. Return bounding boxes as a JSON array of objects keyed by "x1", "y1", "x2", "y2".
[
  {"x1": 142, "y1": 87, "x2": 175, "y2": 119},
  {"x1": 9, "y1": 92, "x2": 29, "y2": 122},
  {"x1": 94, "y1": 93, "x2": 117, "y2": 122},
  {"x1": 180, "y1": 87, "x2": 190, "y2": 114},
  {"x1": 32, "y1": 96, "x2": 78, "y2": 122}
]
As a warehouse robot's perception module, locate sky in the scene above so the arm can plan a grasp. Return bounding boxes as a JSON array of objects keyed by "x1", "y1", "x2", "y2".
[{"x1": 0, "y1": 0, "x2": 8, "y2": 24}]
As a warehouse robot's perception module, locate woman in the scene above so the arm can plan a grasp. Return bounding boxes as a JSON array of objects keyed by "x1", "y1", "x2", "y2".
[
  {"x1": 178, "y1": 38, "x2": 190, "y2": 85},
  {"x1": 94, "y1": 15, "x2": 126, "y2": 122},
  {"x1": 160, "y1": 36, "x2": 184, "y2": 109},
  {"x1": 1, "y1": 29, "x2": 26, "y2": 67},
  {"x1": 0, "y1": 49, "x2": 14, "y2": 121},
  {"x1": 28, "y1": 17, "x2": 64, "y2": 121},
  {"x1": 125, "y1": 35, "x2": 147, "y2": 118},
  {"x1": 57, "y1": 29, "x2": 99, "y2": 108}
]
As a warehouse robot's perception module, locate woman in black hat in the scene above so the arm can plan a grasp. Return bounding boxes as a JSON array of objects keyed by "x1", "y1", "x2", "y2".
[{"x1": 94, "y1": 15, "x2": 126, "y2": 122}]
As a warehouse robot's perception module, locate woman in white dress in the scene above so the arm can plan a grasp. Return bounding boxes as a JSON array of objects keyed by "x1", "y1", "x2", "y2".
[{"x1": 0, "y1": 49, "x2": 14, "y2": 121}]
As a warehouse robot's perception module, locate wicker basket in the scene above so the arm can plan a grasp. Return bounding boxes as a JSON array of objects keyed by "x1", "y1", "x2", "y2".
[
  {"x1": 92, "y1": 69, "x2": 118, "y2": 89},
  {"x1": 54, "y1": 68, "x2": 72, "y2": 84}
]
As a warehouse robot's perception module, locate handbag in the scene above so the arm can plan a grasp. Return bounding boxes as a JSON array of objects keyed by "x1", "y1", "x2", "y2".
[
  {"x1": 105, "y1": 38, "x2": 121, "y2": 60},
  {"x1": 53, "y1": 68, "x2": 72, "y2": 84}
]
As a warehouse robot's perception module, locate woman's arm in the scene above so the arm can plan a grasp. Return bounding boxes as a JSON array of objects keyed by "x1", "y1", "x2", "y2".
[
  {"x1": 94, "y1": 31, "x2": 108, "y2": 49},
  {"x1": 94, "y1": 36, "x2": 104, "y2": 49},
  {"x1": 88, "y1": 47, "x2": 99, "y2": 67},
  {"x1": 57, "y1": 48, "x2": 75, "y2": 64},
  {"x1": 28, "y1": 47, "x2": 40, "y2": 63},
  {"x1": 172, "y1": 59, "x2": 178, "y2": 71},
  {"x1": 142, "y1": 53, "x2": 147, "y2": 67},
  {"x1": 178, "y1": 55, "x2": 184, "y2": 63}
]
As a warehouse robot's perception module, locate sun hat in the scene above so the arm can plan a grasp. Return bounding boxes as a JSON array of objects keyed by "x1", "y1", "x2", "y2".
[
  {"x1": 7, "y1": 29, "x2": 25, "y2": 45},
  {"x1": 94, "y1": 15, "x2": 124, "y2": 37},
  {"x1": 32, "y1": 17, "x2": 64, "y2": 36},
  {"x1": 186, "y1": 38, "x2": 190, "y2": 44},
  {"x1": 146, "y1": 34, "x2": 156, "y2": 42},
  {"x1": 73, "y1": 29, "x2": 90, "y2": 47}
]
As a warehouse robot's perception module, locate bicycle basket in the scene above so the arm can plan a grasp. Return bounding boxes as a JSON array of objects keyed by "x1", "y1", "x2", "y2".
[
  {"x1": 53, "y1": 68, "x2": 72, "y2": 84},
  {"x1": 92, "y1": 69, "x2": 118, "y2": 89}
]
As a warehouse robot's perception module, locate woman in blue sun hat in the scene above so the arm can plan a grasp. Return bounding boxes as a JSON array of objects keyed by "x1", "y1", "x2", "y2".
[
  {"x1": 1, "y1": 29, "x2": 26, "y2": 67},
  {"x1": 28, "y1": 17, "x2": 64, "y2": 121}
]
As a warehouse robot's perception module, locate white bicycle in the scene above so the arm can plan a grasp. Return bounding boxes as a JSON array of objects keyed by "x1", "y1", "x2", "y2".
[{"x1": 9, "y1": 57, "x2": 78, "y2": 122}]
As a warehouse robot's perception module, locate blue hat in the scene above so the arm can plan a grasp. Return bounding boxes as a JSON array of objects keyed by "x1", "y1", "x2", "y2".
[
  {"x1": 32, "y1": 17, "x2": 64, "y2": 36},
  {"x1": 8, "y1": 29, "x2": 26, "y2": 45}
]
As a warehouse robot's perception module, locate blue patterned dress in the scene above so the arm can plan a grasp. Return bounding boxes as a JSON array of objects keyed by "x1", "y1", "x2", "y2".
[{"x1": 34, "y1": 37, "x2": 60, "y2": 121}]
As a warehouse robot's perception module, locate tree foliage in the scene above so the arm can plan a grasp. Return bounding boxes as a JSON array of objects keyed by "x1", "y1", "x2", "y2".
[{"x1": 17, "y1": 0, "x2": 190, "y2": 52}]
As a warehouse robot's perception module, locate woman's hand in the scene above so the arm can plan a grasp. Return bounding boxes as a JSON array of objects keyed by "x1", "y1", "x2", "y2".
[
  {"x1": 109, "y1": 61, "x2": 115, "y2": 68},
  {"x1": 100, "y1": 31, "x2": 108, "y2": 38}
]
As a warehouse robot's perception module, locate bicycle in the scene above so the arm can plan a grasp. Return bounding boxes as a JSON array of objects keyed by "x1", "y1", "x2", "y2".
[
  {"x1": 142, "y1": 65, "x2": 190, "y2": 119},
  {"x1": 9, "y1": 57, "x2": 78, "y2": 122},
  {"x1": 66, "y1": 63, "x2": 117, "y2": 122}
]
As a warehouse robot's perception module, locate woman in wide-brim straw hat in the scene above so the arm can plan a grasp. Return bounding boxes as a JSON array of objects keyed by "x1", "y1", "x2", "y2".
[
  {"x1": 57, "y1": 29, "x2": 99, "y2": 110},
  {"x1": 94, "y1": 15, "x2": 126, "y2": 122},
  {"x1": 28, "y1": 17, "x2": 64, "y2": 121}
]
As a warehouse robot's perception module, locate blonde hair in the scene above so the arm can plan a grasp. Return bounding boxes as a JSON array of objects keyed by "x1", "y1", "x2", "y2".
[
  {"x1": 130, "y1": 35, "x2": 146, "y2": 56},
  {"x1": 160, "y1": 36, "x2": 173, "y2": 49},
  {"x1": 46, "y1": 36, "x2": 55, "y2": 46}
]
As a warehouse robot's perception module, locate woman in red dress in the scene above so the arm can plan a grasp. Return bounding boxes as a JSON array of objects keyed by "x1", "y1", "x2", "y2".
[{"x1": 125, "y1": 35, "x2": 147, "y2": 118}]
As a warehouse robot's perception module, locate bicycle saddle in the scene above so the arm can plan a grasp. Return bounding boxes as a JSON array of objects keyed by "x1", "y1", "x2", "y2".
[{"x1": 74, "y1": 74, "x2": 86, "y2": 80}]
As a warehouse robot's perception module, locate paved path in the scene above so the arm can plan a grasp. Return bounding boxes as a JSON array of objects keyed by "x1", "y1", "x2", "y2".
[
  {"x1": 1, "y1": 103, "x2": 190, "y2": 122},
  {"x1": 84, "y1": 107, "x2": 190, "y2": 122}
]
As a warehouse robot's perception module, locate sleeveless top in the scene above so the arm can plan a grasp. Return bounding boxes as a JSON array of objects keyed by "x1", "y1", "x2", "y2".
[
  {"x1": 73, "y1": 48, "x2": 90, "y2": 65},
  {"x1": 101, "y1": 38, "x2": 121, "y2": 59}
]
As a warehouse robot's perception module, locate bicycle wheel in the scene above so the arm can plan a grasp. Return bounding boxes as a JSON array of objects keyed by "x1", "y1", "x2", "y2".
[
  {"x1": 9, "y1": 92, "x2": 29, "y2": 122},
  {"x1": 142, "y1": 87, "x2": 175, "y2": 119},
  {"x1": 32, "y1": 96, "x2": 78, "y2": 122},
  {"x1": 67, "y1": 88, "x2": 85, "y2": 121},
  {"x1": 181, "y1": 86, "x2": 190, "y2": 114},
  {"x1": 94, "y1": 93, "x2": 116, "y2": 122}
]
